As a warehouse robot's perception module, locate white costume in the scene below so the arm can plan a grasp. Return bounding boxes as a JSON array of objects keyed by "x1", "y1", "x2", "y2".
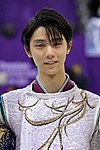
[{"x1": 1, "y1": 81, "x2": 100, "y2": 150}]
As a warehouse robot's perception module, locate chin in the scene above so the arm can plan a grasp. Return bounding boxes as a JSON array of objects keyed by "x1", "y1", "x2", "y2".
[{"x1": 45, "y1": 70, "x2": 60, "y2": 76}]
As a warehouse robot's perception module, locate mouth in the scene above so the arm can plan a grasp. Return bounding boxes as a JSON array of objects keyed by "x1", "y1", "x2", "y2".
[{"x1": 44, "y1": 61, "x2": 58, "y2": 65}]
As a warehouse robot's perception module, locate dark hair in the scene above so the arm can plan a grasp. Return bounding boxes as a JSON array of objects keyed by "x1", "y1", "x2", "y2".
[
  {"x1": 87, "y1": 0, "x2": 100, "y2": 17},
  {"x1": 21, "y1": 8, "x2": 73, "y2": 50}
]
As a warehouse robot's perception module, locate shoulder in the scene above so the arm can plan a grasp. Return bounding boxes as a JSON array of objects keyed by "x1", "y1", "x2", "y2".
[
  {"x1": 83, "y1": 90, "x2": 100, "y2": 109},
  {"x1": 85, "y1": 90, "x2": 100, "y2": 99},
  {"x1": 1, "y1": 84, "x2": 31, "y2": 102}
]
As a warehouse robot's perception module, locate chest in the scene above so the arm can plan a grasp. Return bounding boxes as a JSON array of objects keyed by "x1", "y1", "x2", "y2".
[{"x1": 20, "y1": 98, "x2": 95, "y2": 150}]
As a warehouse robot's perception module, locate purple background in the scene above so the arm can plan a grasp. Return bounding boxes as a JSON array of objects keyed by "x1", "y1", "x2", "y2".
[{"x1": 0, "y1": 0, "x2": 100, "y2": 95}]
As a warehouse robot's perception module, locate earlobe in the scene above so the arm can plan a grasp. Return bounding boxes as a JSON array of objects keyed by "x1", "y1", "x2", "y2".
[
  {"x1": 66, "y1": 40, "x2": 72, "y2": 55},
  {"x1": 24, "y1": 45, "x2": 32, "y2": 58},
  {"x1": 66, "y1": 48, "x2": 71, "y2": 55}
]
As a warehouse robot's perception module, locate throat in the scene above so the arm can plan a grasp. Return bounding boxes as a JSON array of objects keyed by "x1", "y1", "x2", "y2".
[{"x1": 35, "y1": 74, "x2": 70, "y2": 93}]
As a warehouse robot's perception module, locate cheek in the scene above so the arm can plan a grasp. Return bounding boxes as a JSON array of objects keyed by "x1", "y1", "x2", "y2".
[
  {"x1": 31, "y1": 53, "x2": 42, "y2": 66},
  {"x1": 62, "y1": 55, "x2": 66, "y2": 63},
  {"x1": 59, "y1": 51, "x2": 66, "y2": 61}
]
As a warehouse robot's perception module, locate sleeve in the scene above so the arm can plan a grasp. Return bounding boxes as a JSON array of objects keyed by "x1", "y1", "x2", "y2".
[
  {"x1": 0, "y1": 95, "x2": 7, "y2": 126},
  {"x1": 90, "y1": 101, "x2": 100, "y2": 150},
  {"x1": 0, "y1": 96, "x2": 16, "y2": 149},
  {"x1": 0, "y1": 126, "x2": 16, "y2": 150}
]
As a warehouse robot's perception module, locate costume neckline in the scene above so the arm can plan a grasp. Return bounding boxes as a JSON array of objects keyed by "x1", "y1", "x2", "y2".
[
  {"x1": 35, "y1": 74, "x2": 70, "y2": 93},
  {"x1": 26, "y1": 79, "x2": 79, "y2": 100}
]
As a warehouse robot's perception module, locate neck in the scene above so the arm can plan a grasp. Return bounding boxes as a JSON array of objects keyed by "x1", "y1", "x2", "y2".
[{"x1": 37, "y1": 72, "x2": 66, "y2": 93}]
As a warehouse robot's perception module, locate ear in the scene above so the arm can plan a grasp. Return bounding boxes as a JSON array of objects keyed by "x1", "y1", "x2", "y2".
[
  {"x1": 66, "y1": 40, "x2": 72, "y2": 55},
  {"x1": 24, "y1": 45, "x2": 32, "y2": 58}
]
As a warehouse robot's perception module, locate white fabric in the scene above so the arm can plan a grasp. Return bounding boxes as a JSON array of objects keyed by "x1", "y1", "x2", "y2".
[
  {"x1": 85, "y1": 17, "x2": 100, "y2": 57},
  {"x1": 1, "y1": 81, "x2": 100, "y2": 150}
]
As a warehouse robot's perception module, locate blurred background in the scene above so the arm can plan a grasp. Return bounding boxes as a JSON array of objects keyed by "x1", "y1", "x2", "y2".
[{"x1": 0, "y1": 0, "x2": 100, "y2": 95}]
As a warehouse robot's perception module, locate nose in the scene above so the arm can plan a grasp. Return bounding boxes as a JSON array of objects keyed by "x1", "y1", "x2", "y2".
[{"x1": 46, "y1": 45, "x2": 55, "y2": 58}]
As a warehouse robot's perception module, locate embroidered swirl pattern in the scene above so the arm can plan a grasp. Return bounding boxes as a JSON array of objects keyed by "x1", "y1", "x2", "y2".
[{"x1": 18, "y1": 90, "x2": 95, "y2": 149}]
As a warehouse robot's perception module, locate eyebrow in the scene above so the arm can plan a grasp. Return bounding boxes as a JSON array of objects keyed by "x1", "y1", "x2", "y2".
[
  {"x1": 33, "y1": 39, "x2": 46, "y2": 43},
  {"x1": 52, "y1": 38, "x2": 63, "y2": 42},
  {"x1": 33, "y1": 37, "x2": 63, "y2": 44}
]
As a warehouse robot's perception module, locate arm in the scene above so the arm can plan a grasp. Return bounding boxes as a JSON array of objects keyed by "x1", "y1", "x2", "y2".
[
  {"x1": 0, "y1": 96, "x2": 16, "y2": 149},
  {"x1": 90, "y1": 101, "x2": 100, "y2": 150},
  {"x1": 0, "y1": 96, "x2": 7, "y2": 126}
]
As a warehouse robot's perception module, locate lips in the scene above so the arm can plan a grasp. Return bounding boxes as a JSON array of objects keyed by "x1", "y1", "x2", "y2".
[{"x1": 44, "y1": 61, "x2": 58, "y2": 65}]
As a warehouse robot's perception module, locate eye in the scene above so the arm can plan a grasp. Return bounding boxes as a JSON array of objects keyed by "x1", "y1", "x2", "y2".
[
  {"x1": 52, "y1": 39, "x2": 63, "y2": 47},
  {"x1": 35, "y1": 42, "x2": 46, "y2": 48},
  {"x1": 53, "y1": 41, "x2": 62, "y2": 46}
]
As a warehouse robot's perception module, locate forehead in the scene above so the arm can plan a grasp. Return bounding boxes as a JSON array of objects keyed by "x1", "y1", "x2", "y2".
[
  {"x1": 31, "y1": 26, "x2": 64, "y2": 42},
  {"x1": 32, "y1": 26, "x2": 47, "y2": 39}
]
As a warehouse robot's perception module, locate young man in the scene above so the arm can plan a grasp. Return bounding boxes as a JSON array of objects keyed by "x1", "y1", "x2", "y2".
[{"x1": 0, "y1": 8, "x2": 100, "y2": 150}]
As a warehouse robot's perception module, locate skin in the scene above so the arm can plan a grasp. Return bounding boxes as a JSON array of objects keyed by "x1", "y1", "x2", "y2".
[{"x1": 25, "y1": 27, "x2": 72, "y2": 93}]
